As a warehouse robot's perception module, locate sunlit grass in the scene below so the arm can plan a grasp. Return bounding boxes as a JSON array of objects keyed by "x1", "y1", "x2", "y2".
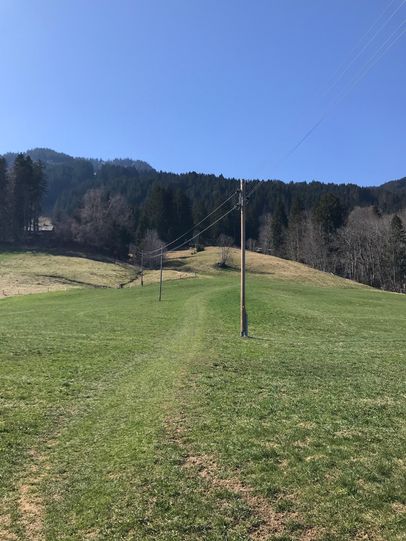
[{"x1": 0, "y1": 253, "x2": 404, "y2": 540}]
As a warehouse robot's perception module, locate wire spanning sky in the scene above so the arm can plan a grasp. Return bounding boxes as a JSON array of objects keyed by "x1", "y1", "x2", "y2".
[{"x1": 0, "y1": 0, "x2": 405, "y2": 186}]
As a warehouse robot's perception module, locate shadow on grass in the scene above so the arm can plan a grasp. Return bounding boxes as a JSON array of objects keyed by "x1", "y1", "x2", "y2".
[
  {"x1": 245, "y1": 335, "x2": 273, "y2": 341},
  {"x1": 38, "y1": 274, "x2": 110, "y2": 289}
]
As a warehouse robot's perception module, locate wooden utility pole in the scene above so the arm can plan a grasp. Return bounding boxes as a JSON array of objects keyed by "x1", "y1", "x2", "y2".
[
  {"x1": 140, "y1": 250, "x2": 144, "y2": 287},
  {"x1": 240, "y1": 179, "x2": 248, "y2": 337},
  {"x1": 159, "y1": 247, "x2": 163, "y2": 301}
]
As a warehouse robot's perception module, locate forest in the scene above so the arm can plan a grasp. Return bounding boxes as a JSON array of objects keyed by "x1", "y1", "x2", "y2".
[
  {"x1": 0, "y1": 153, "x2": 46, "y2": 241},
  {"x1": 1, "y1": 148, "x2": 406, "y2": 293}
]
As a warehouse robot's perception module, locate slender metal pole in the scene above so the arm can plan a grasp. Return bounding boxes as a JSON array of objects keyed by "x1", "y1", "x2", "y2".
[
  {"x1": 140, "y1": 250, "x2": 144, "y2": 287},
  {"x1": 159, "y1": 247, "x2": 163, "y2": 301},
  {"x1": 240, "y1": 179, "x2": 248, "y2": 337}
]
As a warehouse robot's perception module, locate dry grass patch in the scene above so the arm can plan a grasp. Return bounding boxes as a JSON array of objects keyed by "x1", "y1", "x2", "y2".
[
  {"x1": 0, "y1": 513, "x2": 18, "y2": 541},
  {"x1": 168, "y1": 246, "x2": 364, "y2": 287},
  {"x1": 134, "y1": 268, "x2": 197, "y2": 286},
  {"x1": 183, "y1": 453, "x2": 321, "y2": 541},
  {"x1": 0, "y1": 252, "x2": 136, "y2": 297}
]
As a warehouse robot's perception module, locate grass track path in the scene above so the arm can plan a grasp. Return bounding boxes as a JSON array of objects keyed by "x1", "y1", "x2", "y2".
[{"x1": 0, "y1": 275, "x2": 405, "y2": 540}]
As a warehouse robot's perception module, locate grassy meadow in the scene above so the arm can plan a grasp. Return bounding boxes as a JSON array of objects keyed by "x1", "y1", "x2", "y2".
[
  {"x1": 0, "y1": 252, "x2": 138, "y2": 296},
  {"x1": 0, "y1": 249, "x2": 405, "y2": 540}
]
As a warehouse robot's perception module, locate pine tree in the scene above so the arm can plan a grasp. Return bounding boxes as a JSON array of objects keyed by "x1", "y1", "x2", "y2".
[
  {"x1": 286, "y1": 197, "x2": 304, "y2": 261},
  {"x1": 173, "y1": 188, "x2": 193, "y2": 241},
  {"x1": 313, "y1": 193, "x2": 345, "y2": 234},
  {"x1": 12, "y1": 154, "x2": 33, "y2": 238},
  {"x1": 271, "y1": 200, "x2": 288, "y2": 256},
  {"x1": 31, "y1": 160, "x2": 47, "y2": 232},
  {"x1": 0, "y1": 157, "x2": 9, "y2": 240},
  {"x1": 192, "y1": 200, "x2": 208, "y2": 246},
  {"x1": 387, "y1": 215, "x2": 406, "y2": 291}
]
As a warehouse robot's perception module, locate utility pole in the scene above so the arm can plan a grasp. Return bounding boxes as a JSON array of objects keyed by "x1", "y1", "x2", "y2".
[
  {"x1": 159, "y1": 247, "x2": 163, "y2": 301},
  {"x1": 140, "y1": 250, "x2": 144, "y2": 287},
  {"x1": 240, "y1": 179, "x2": 248, "y2": 337}
]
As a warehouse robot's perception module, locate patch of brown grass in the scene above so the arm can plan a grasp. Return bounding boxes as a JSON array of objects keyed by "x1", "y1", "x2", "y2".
[
  {"x1": 18, "y1": 449, "x2": 49, "y2": 541},
  {"x1": 0, "y1": 513, "x2": 18, "y2": 541},
  {"x1": 167, "y1": 415, "x2": 322, "y2": 541},
  {"x1": 167, "y1": 247, "x2": 364, "y2": 288},
  {"x1": 134, "y1": 269, "x2": 197, "y2": 287},
  {"x1": 0, "y1": 252, "x2": 136, "y2": 298},
  {"x1": 183, "y1": 453, "x2": 288, "y2": 539}
]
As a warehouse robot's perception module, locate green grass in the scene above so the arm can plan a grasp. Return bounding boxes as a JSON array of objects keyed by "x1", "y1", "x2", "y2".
[{"x1": 0, "y1": 268, "x2": 405, "y2": 540}]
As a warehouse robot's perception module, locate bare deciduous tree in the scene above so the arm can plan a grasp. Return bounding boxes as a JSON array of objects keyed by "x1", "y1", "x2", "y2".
[
  {"x1": 68, "y1": 189, "x2": 133, "y2": 256},
  {"x1": 140, "y1": 229, "x2": 165, "y2": 269},
  {"x1": 218, "y1": 233, "x2": 234, "y2": 267},
  {"x1": 258, "y1": 213, "x2": 273, "y2": 254}
]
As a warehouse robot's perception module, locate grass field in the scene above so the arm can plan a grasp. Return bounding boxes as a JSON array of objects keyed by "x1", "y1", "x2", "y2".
[
  {"x1": 0, "y1": 249, "x2": 405, "y2": 540},
  {"x1": 0, "y1": 252, "x2": 138, "y2": 297}
]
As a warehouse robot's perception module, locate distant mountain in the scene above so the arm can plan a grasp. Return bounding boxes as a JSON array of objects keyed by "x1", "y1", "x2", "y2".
[
  {"x1": 3, "y1": 147, "x2": 154, "y2": 172},
  {"x1": 1, "y1": 148, "x2": 154, "y2": 211},
  {"x1": 1, "y1": 147, "x2": 405, "y2": 217},
  {"x1": 97, "y1": 158, "x2": 153, "y2": 172},
  {"x1": 379, "y1": 177, "x2": 406, "y2": 192}
]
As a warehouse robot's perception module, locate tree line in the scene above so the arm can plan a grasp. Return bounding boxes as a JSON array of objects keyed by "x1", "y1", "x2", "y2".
[
  {"x1": 1, "y1": 151, "x2": 405, "y2": 293},
  {"x1": 256, "y1": 194, "x2": 406, "y2": 293},
  {"x1": 0, "y1": 154, "x2": 46, "y2": 241},
  {"x1": 52, "y1": 170, "x2": 406, "y2": 293}
]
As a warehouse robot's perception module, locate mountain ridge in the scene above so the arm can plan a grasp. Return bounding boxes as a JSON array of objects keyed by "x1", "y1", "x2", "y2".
[
  {"x1": 1, "y1": 147, "x2": 405, "y2": 188},
  {"x1": 2, "y1": 147, "x2": 154, "y2": 172},
  {"x1": 1, "y1": 147, "x2": 405, "y2": 216}
]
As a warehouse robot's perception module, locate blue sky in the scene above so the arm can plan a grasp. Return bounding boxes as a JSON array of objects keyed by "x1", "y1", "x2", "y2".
[{"x1": 0, "y1": 0, "x2": 405, "y2": 186}]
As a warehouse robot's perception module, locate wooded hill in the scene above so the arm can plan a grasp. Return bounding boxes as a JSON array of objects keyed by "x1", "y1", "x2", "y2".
[
  {"x1": 2, "y1": 148, "x2": 406, "y2": 216},
  {"x1": 1, "y1": 148, "x2": 405, "y2": 293}
]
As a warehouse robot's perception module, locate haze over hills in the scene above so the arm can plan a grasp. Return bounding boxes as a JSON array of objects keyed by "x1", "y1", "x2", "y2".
[
  {"x1": 1, "y1": 148, "x2": 155, "y2": 211},
  {"x1": 2, "y1": 146, "x2": 404, "y2": 187},
  {"x1": 2, "y1": 148, "x2": 406, "y2": 213},
  {"x1": 2, "y1": 147, "x2": 154, "y2": 172}
]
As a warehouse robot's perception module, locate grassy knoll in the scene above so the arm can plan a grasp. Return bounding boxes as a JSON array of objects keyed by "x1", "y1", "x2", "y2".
[
  {"x1": 166, "y1": 247, "x2": 362, "y2": 288},
  {"x1": 0, "y1": 258, "x2": 405, "y2": 540},
  {"x1": 0, "y1": 252, "x2": 137, "y2": 296}
]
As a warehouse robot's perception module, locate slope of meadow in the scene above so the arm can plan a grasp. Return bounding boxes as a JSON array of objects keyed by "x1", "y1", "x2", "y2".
[
  {"x1": 0, "y1": 250, "x2": 405, "y2": 541},
  {"x1": 166, "y1": 247, "x2": 365, "y2": 287},
  {"x1": 0, "y1": 252, "x2": 137, "y2": 296}
]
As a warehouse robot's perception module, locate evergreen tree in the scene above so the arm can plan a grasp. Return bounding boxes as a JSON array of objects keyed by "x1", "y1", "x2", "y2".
[
  {"x1": 31, "y1": 160, "x2": 46, "y2": 232},
  {"x1": 10, "y1": 154, "x2": 47, "y2": 237},
  {"x1": 313, "y1": 193, "x2": 345, "y2": 234},
  {"x1": 173, "y1": 188, "x2": 193, "y2": 241},
  {"x1": 0, "y1": 157, "x2": 9, "y2": 240},
  {"x1": 12, "y1": 154, "x2": 33, "y2": 238},
  {"x1": 138, "y1": 185, "x2": 176, "y2": 242},
  {"x1": 387, "y1": 215, "x2": 406, "y2": 291},
  {"x1": 192, "y1": 199, "x2": 208, "y2": 245},
  {"x1": 271, "y1": 200, "x2": 288, "y2": 256},
  {"x1": 286, "y1": 197, "x2": 304, "y2": 261}
]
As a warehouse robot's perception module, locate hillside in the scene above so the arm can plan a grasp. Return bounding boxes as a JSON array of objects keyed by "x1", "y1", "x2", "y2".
[
  {"x1": 380, "y1": 176, "x2": 406, "y2": 192},
  {"x1": 0, "y1": 252, "x2": 138, "y2": 297},
  {"x1": 0, "y1": 247, "x2": 362, "y2": 298},
  {"x1": 1, "y1": 148, "x2": 405, "y2": 216},
  {"x1": 2, "y1": 148, "x2": 154, "y2": 212},
  {"x1": 3, "y1": 147, "x2": 154, "y2": 172},
  {"x1": 0, "y1": 250, "x2": 404, "y2": 539},
  {"x1": 166, "y1": 247, "x2": 364, "y2": 288}
]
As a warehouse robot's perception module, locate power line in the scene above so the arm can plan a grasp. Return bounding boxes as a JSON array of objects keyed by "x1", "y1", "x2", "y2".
[
  {"x1": 340, "y1": 19, "x2": 406, "y2": 95},
  {"x1": 324, "y1": 0, "x2": 406, "y2": 98},
  {"x1": 138, "y1": 10, "x2": 406, "y2": 257},
  {"x1": 136, "y1": 190, "x2": 238, "y2": 255},
  {"x1": 143, "y1": 204, "x2": 238, "y2": 260},
  {"x1": 282, "y1": 19, "x2": 406, "y2": 162},
  {"x1": 246, "y1": 18, "x2": 406, "y2": 201}
]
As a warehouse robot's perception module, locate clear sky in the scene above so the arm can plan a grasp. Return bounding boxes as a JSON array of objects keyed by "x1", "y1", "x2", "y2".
[{"x1": 0, "y1": 0, "x2": 405, "y2": 186}]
